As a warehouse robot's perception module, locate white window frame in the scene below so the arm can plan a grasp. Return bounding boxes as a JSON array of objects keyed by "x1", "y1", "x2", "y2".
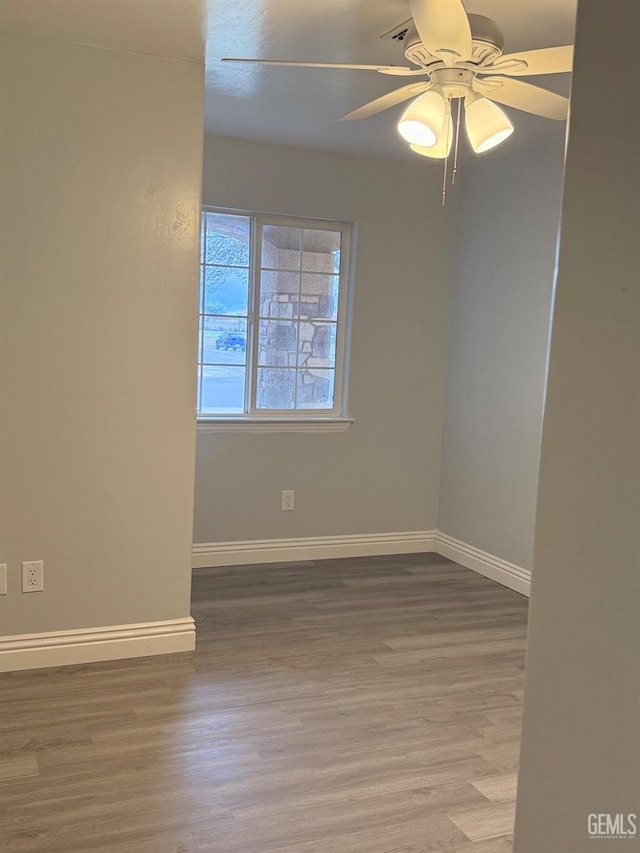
[{"x1": 197, "y1": 207, "x2": 354, "y2": 433}]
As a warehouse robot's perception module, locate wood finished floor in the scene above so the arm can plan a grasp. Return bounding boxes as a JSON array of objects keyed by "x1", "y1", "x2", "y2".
[{"x1": 0, "y1": 554, "x2": 529, "y2": 853}]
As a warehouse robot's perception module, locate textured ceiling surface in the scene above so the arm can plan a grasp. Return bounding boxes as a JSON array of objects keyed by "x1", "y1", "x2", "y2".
[
  {"x1": 1, "y1": 0, "x2": 578, "y2": 161},
  {"x1": 0, "y1": 0, "x2": 206, "y2": 61}
]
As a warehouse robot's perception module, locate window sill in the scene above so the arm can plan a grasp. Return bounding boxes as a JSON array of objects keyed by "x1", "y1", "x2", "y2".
[{"x1": 197, "y1": 417, "x2": 354, "y2": 434}]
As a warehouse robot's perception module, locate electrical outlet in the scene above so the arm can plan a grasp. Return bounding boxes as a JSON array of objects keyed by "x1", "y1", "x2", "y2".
[
  {"x1": 22, "y1": 561, "x2": 44, "y2": 593},
  {"x1": 281, "y1": 490, "x2": 295, "y2": 511},
  {"x1": 0, "y1": 564, "x2": 7, "y2": 596}
]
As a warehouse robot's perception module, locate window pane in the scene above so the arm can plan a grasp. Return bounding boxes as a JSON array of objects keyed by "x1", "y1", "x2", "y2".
[
  {"x1": 302, "y1": 229, "x2": 341, "y2": 273},
  {"x1": 256, "y1": 368, "x2": 296, "y2": 409},
  {"x1": 261, "y1": 225, "x2": 302, "y2": 271},
  {"x1": 260, "y1": 271, "x2": 299, "y2": 319},
  {"x1": 198, "y1": 365, "x2": 245, "y2": 414},
  {"x1": 204, "y1": 267, "x2": 249, "y2": 316},
  {"x1": 258, "y1": 320, "x2": 297, "y2": 367},
  {"x1": 300, "y1": 274, "x2": 339, "y2": 320},
  {"x1": 296, "y1": 369, "x2": 335, "y2": 409},
  {"x1": 204, "y1": 212, "x2": 250, "y2": 267},
  {"x1": 297, "y1": 322, "x2": 337, "y2": 368},
  {"x1": 200, "y1": 317, "x2": 247, "y2": 366},
  {"x1": 198, "y1": 211, "x2": 349, "y2": 418}
]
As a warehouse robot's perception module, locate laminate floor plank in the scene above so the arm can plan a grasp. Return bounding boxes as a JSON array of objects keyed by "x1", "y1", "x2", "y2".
[
  {"x1": 449, "y1": 802, "x2": 517, "y2": 842},
  {"x1": 0, "y1": 755, "x2": 40, "y2": 781},
  {"x1": 0, "y1": 553, "x2": 528, "y2": 852},
  {"x1": 471, "y1": 773, "x2": 519, "y2": 804}
]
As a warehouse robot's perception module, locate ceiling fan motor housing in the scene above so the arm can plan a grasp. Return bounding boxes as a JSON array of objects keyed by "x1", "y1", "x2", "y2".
[
  {"x1": 429, "y1": 68, "x2": 475, "y2": 98},
  {"x1": 404, "y1": 14, "x2": 505, "y2": 68}
]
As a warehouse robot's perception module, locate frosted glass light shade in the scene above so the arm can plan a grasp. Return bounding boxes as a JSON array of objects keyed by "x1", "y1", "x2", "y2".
[
  {"x1": 397, "y1": 89, "x2": 447, "y2": 147},
  {"x1": 410, "y1": 115, "x2": 453, "y2": 159},
  {"x1": 465, "y1": 95, "x2": 514, "y2": 153}
]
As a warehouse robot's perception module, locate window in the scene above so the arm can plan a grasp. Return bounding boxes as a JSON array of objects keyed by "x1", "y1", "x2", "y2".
[{"x1": 197, "y1": 209, "x2": 352, "y2": 426}]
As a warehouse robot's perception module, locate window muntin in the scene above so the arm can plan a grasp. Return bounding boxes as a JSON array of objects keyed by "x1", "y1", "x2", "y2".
[{"x1": 197, "y1": 209, "x2": 350, "y2": 419}]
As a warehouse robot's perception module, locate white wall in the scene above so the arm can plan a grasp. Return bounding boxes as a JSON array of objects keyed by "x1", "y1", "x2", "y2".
[
  {"x1": 515, "y1": 0, "x2": 640, "y2": 848},
  {"x1": 438, "y1": 143, "x2": 565, "y2": 570},
  {"x1": 194, "y1": 135, "x2": 457, "y2": 544},
  {"x1": 0, "y1": 31, "x2": 203, "y2": 635}
]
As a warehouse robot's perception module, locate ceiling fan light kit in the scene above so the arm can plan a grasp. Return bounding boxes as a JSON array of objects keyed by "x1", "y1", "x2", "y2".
[
  {"x1": 410, "y1": 113, "x2": 453, "y2": 159},
  {"x1": 222, "y1": 0, "x2": 573, "y2": 200},
  {"x1": 397, "y1": 87, "x2": 446, "y2": 147},
  {"x1": 464, "y1": 92, "x2": 514, "y2": 153}
]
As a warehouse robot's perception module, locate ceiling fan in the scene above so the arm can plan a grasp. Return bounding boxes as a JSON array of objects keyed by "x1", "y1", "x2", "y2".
[{"x1": 222, "y1": 0, "x2": 573, "y2": 165}]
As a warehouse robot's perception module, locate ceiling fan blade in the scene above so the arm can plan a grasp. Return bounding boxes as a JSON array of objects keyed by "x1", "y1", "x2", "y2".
[
  {"x1": 221, "y1": 58, "x2": 427, "y2": 77},
  {"x1": 474, "y1": 76, "x2": 569, "y2": 120},
  {"x1": 340, "y1": 82, "x2": 431, "y2": 121},
  {"x1": 479, "y1": 45, "x2": 574, "y2": 77},
  {"x1": 409, "y1": 0, "x2": 473, "y2": 64}
]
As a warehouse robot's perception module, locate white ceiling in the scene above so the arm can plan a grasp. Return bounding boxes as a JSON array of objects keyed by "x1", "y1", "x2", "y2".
[
  {"x1": 1, "y1": 0, "x2": 577, "y2": 162},
  {"x1": 0, "y1": 0, "x2": 206, "y2": 61}
]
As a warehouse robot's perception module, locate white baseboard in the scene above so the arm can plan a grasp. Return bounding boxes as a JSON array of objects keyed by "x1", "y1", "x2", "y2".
[
  {"x1": 0, "y1": 617, "x2": 196, "y2": 673},
  {"x1": 192, "y1": 530, "x2": 530, "y2": 597},
  {"x1": 436, "y1": 533, "x2": 531, "y2": 597},
  {"x1": 192, "y1": 530, "x2": 438, "y2": 568},
  {"x1": 0, "y1": 531, "x2": 529, "y2": 675}
]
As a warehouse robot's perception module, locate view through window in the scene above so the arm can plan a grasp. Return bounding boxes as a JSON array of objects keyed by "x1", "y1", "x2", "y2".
[{"x1": 198, "y1": 210, "x2": 350, "y2": 418}]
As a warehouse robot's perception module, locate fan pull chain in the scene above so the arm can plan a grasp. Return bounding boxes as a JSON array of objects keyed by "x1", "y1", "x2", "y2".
[
  {"x1": 441, "y1": 98, "x2": 453, "y2": 207},
  {"x1": 442, "y1": 151, "x2": 448, "y2": 207},
  {"x1": 452, "y1": 93, "x2": 462, "y2": 185}
]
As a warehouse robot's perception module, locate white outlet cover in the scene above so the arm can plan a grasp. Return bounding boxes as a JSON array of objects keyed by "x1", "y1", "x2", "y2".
[
  {"x1": 22, "y1": 560, "x2": 44, "y2": 593},
  {"x1": 281, "y1": 490, "x2": 295, "y2": 511}
]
